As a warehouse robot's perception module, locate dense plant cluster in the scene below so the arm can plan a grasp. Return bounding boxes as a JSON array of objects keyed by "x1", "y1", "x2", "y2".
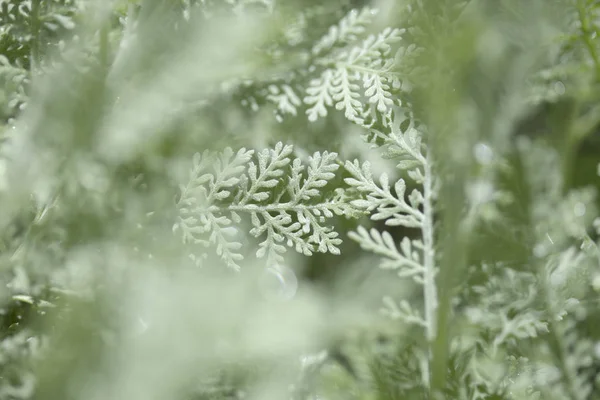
[{"x1": 1, "y1": 0, "x2": 600, "y2": 399}]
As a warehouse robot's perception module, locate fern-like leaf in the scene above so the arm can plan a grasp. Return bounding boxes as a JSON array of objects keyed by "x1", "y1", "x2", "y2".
[{"x1": 175, "y1": 143, "x2": 356, "y2": 269}]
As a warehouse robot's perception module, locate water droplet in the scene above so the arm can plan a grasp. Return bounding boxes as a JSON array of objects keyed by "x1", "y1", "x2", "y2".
[
  {"x1": 473, "y1": 143, "x2": 493, "y2": 165},
  {"x1": 534, "y1": 243, "x2": 547, "y2": 258},
  {"x1": 138, "y1": 316, "x2": 149, "y2": 333},
  {"x1": 574, "y1": 202, "x2": 586, "y2": 217},
  {"x1": 259, "y1": 264, "x2": 298, "y2": 301},
  {"x1": 594, "y1": 342, "x2": 600, "y2": 358},
  {"x1": 553, "y1": 81, "x2": 565, "y2": 96},
  {"x1": 467, "y1": 179, "x2": 494, "y2": 206}
]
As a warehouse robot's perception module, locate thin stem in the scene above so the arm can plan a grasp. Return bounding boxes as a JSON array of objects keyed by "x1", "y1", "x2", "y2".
[
  {"x1": 421, "y1": 155, "x2": 437, "y2": 346},
  {"x1": 577, "y1": 0, "x2": 600, "y2": 81},
  {"x1": 30, "y1": 0, "x2": 42, "y2": 74},
  {"x1": 99, "y1": 22, "x2": 110, "y2": 76},
  {"x1": 572, "y1": 103, "x2": 600, "y2": 143},
  {"x1": 336, "y1": 62, "x2": 400, "y2": 79},
  {"x1": 238, "y1": 156, "x2": 284, "y2": 206},
  {"x1": 561, "y1": 99, "x2": 581, "y2": 192},
  {"x1": 227, "y1": 202, "x2": 342, "y2": 213}
]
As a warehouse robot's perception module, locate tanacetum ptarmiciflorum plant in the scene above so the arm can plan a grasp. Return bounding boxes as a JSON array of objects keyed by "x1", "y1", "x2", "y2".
[{"x1": 1, "y1": 1, "x2": 600, "y2": 399}]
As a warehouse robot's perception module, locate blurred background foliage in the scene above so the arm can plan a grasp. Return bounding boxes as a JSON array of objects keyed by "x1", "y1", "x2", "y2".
[{"x1": 0, "y1": 0, "x2": 599, "y2": 399}]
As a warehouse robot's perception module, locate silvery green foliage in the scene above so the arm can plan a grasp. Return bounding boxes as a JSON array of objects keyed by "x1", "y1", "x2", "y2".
[
  {"x1": 0, "y1": 330, "x2": 39, "y2": 399},
  {"x1": 0, "y1": 56, "x2": 28, "y2": 120},
  {"x1": 326, "y1": 102, "x2": 442, "y2": 395},
  {"x1": 174, "y1": 142, "x2": 357, "y2": 270},
  {"x1": 465, "y1": 263, "x2": 549, "y2": 354},
  {"x1": 3, "y1": 1, "x2": 600, "y2": 400},
  {"x1": 268, "y1": 6, "x2": 383, "y2": 120},
  {"x1": 345, "y1": 107, "x2": 437, "y2": 346},
  {"x1": 234, "y1": 6, "x2": 409, "y2": 125},
  {"x1": 526, "y1": 1, "x2": 598, "y2": 105},
  {"x1": 456, "y1": 138, "x2": 600, "y2": 399},
  {"x1": 0, "y1": 0, "x2": 78, "y2": 119},
  {"x1": 518, "y1": 138, "x2": 597, "y2": 257},
  {"x1": 517, "y1": 139, "x2": 599, "y2": 400},
  {"x1": 304, "y1": 22, "x2": 404, "y2": 124}
]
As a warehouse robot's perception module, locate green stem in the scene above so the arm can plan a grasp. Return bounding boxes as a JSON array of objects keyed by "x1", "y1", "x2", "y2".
[
  {"x1": 430, "y1": 174, "x2": 467, "y2": 393},
  {"x1": 30, "y1": 0, "x2": 42, "y2": 74},
  {"x1": 577, "y1": 0, "x2": 600, "y2": 81},
  {"x1": 99, "y1": 22, "x2": 110, "y2": 76},
  {"x1": 561, "y1": 100, "x2": 580, "y2": 192},
  {"x1": 572, "y1": 103, "x2": 600, "y2": 143}
]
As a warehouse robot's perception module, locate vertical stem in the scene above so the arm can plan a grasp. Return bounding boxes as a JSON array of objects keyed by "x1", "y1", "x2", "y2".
[
  {"x1": 559, "y1": 99, "x2": 580, "y2": 193},
  {"x1": 421, "y1": 153, "x2": 438, "y2": 391},
  {"x1": 422, "y1": 155, "x2": 438, "y2": 345},
  {"x1": 99, "y1": 22, "x2": 110, "y2": 76},
  {"x1": 577, "y1": 0, "x2": 600, "y2": 82},
  {"x1": 430, "y1": 168, "x2": 467, "y2": 392},
  {"x1": 30, "y1": 0, "x2": 42, "y2": 74}
]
